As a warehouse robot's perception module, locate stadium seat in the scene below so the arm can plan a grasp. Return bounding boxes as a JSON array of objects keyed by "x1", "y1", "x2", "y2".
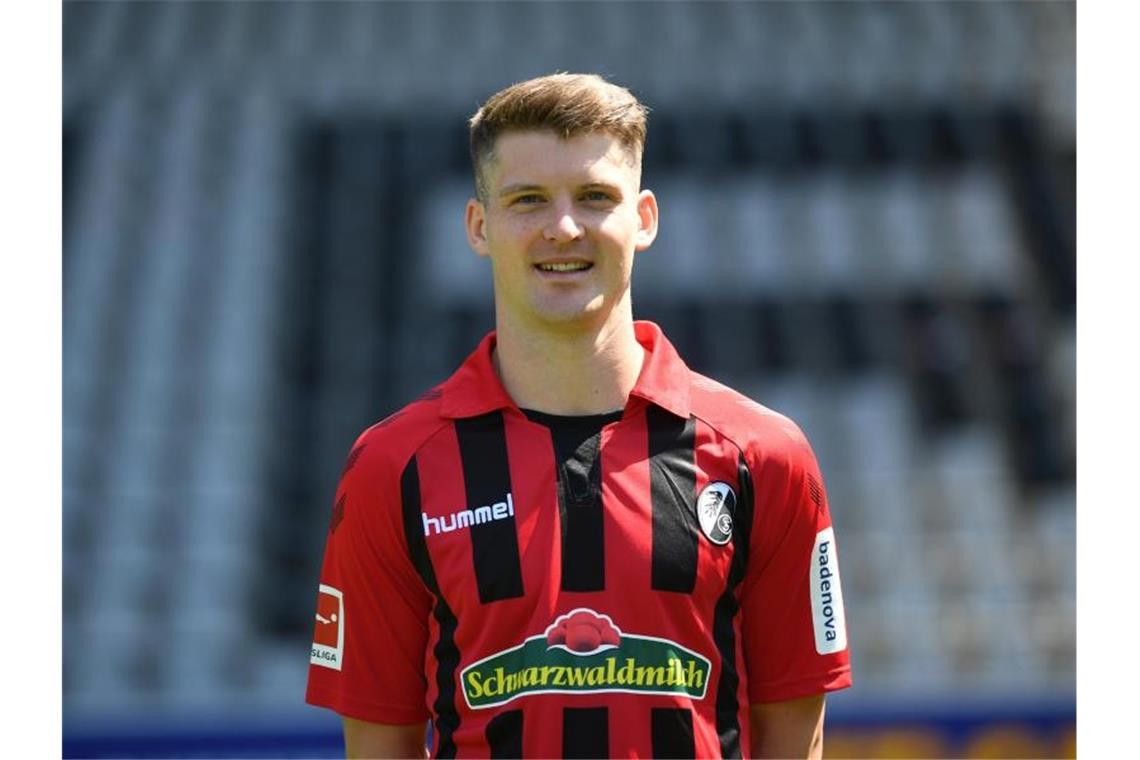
[{"x1": 62, "y1": 0, "x2": 1075, "y2": 717}]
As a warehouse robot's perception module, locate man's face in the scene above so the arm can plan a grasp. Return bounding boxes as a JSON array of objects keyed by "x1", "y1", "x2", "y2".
[{"x1": 465, "y1": 130, "x2": 658, "y2": 332}]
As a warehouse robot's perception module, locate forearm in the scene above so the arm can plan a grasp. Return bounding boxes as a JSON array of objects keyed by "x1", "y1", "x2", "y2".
[
  {"x1": 343, "y1": 717, "x2": 428, "y2": 759},
  {"x1": 751, "y1": 728, "x2": 823, "y2": 760},
  {"x1": 749, "y1": 694, "x2": 826, "y2": 759}
]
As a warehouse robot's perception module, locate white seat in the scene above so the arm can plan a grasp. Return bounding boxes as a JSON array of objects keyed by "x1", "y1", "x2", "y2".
[
  {"x1": 881, "y1": 595, "x2": 953, "y2": 691},
  {"x1": 179, "y1": 489, "x2": 260, "y2": 554},
  {"x1": 1029, "y1": 599, "x2": 1076, "y2": 689},
  {"x1": 875, "y1": 171, "x2": 941, "y2": 293},
  {"x1": 1030, "y1": 488, "x2": 1076, "y2": 595},
  {"x1": 636, "y1": 178, "x2": 713, "y2": 299},
  {"x1": 161, "y1": 619, "x2": 252, "y2": 703},
  {"x1": 802, "y1": 172, "x2": 862, "y2": 293},
  {"x1": 868, "y1": 527, "x2": 933, "y2": 598},
  {"x1": 952, "y1": 167, "x2": 1029, "y2": 292},
  {"x1": 970, "y1": 598, "x2": 1046, "y2": 692},
  {"x1": 769, "y1": 177, "x2": 822, "y2": 296},
  {"x1": 836, "y1": 373, "x2": 917, "y2": 475},
  {"x1": 928, "y1": 427, "x2": 1016, "y2": 533},
  {"x1": 823, "y1": 472, "x2": 860, "y2": 536},
  {"x1": 84, "y1": 542, "x2": 168, "y2": 618},
  {"x1": 417, "y1": 180, "x2": 491, "y2": 306},
  {"x1": 67, "y1": 614, "x2": 154, "y2": 705},
  {"x1": 723, "y1": 178, "x2": 796, "y2": 298},
  {"x1": 253, "y1": 643, "x2": 313, "y2": 704}
]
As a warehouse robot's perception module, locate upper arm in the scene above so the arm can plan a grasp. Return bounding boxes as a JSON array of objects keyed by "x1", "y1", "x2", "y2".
[
  {"x1": 343, "y1": 717, "x2": 428, "y2": 760},
  {"x1": 305, "y1": 436, "x2": 434, "y2": 725},
  {"x1": 749, "y1": 694, "x2": 826, "y2": 760},
  {"x1": 739, "y1": 431, "x2": 852, "y2": 703}
]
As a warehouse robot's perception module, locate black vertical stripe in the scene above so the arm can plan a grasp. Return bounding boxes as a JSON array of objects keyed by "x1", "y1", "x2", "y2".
[
  {"x1": 454, "y1": 413, "x2": 525, "y2": 603},
  {"x1": 486, "y1": 709, "x2": 523, "y2": 759},
  {"x1": 562, "y1": 707, "x2": 609, "y2": 758},
  {"x1": 712, "y1": 453, "x2": 756, "y2": 759},
  {"x1": 401, "y1": 456, "x2": 439, "y2": 593},
  {"x1": 561, "y1": 491, "x2": 605, "y2": 591},
  {"x1": 558, "y1": 433, "x2": 606, "y2": 592},
  {"x1": 651, "y1": 707, "x2": 696, "y2": 759},
  {"x1": 401, "y1": 458, "x2": 461, "y2": 758},
  {"x1": 522, "y1": 410, "x2": 616, "y2": 594},
  {"x1": 648, "y1": 407, "x2": 699, "y2": 592}
]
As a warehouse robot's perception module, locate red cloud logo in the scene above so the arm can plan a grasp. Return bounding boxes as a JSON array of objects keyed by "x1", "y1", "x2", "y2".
[{"x1": 544, "y1": 608, "x2": 622, "y2": 654}]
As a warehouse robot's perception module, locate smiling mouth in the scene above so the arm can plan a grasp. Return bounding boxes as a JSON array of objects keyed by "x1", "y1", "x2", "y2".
[{"x1": 535, "y1": 262, "x2": 593, "y2": 273}]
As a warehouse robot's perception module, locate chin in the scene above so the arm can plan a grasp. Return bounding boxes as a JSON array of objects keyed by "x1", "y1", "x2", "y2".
[{"x1": 529, "y1": 298, "x2": 608, "y2": 328}]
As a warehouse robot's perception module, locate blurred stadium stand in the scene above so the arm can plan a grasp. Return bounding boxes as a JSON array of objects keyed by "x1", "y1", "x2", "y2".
[{"x1": 63, "y1": 1, "x2": 1075, "y2": 757}]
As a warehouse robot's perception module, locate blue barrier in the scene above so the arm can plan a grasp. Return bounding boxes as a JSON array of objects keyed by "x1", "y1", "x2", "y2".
[{"x1": 63, "y1": 698, "x2": 1075, "y2": 759}]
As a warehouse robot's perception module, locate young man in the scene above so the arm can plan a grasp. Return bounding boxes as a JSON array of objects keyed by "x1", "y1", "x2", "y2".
[{"x1": 306, "y1": 73, "x2": 852, "y2": 759}]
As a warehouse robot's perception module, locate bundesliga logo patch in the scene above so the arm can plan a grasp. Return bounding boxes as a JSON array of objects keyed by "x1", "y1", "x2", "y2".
[
  {"x1": 461, "y1": 608, "x2": 711, "y2": 709},
  {"x1": 311, "y1": 584, "x2": 344, "y2": 670},
  {"x1": 697, "y1": 482, "x2": 735, "y2": 545}
]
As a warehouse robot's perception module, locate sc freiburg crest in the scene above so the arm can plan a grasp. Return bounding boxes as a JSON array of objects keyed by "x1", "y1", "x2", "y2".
[{"x1": 697, "y1": 482, "x2": 735, "y2": 545}]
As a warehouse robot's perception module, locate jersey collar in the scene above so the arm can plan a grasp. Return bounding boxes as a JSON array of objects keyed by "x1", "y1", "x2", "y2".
[{"x1": 439, "y1": 320, "x2": 692, "y2": 420}]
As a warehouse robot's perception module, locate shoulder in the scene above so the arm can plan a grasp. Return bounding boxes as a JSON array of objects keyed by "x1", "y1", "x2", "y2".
[
  {"x1": 342, "y1": 386, "x2": 451, "y2": 488},
  {"x1": 687, "y1": 371, "x2": 817, "y2": 472},
  {"x1": 332, "y1": 388, "x2": 451, "y2": 546}
]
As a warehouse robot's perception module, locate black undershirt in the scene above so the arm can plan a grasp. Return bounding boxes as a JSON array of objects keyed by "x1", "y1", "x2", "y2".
[{"x1": 522, "y1": 409, "x2": 623, "y2": 504}]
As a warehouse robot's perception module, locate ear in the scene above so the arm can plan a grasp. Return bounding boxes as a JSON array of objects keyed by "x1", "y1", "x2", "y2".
[
  {"x1": 466, "y1": 197, "x2": 490, "y2": 258},
  {"x1": 634, "y1": 189, "x2": 659, "y2": 252}
]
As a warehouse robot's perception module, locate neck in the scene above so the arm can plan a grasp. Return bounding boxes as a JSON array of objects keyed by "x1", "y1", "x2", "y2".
[{"x1": 492, "y1": 306, "x2": 645, "y2": 416}]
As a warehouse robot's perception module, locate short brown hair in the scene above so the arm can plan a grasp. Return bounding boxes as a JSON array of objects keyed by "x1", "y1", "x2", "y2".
[{"x1": 469, "y1": 73, "x2": 649, "y2": 200}]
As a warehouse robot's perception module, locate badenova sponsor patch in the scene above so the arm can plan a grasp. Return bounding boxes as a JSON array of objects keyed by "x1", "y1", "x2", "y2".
[
  {"x1": 461, "y1": 608, "x2": 711, "y2": 709},
  {"x1": 809, "y1": 528, "x2": 848, "y2": 655}
]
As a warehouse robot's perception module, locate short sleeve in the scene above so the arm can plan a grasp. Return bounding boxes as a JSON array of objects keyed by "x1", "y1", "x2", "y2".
[
  {"x1": 739, "y1": 424, "x2": 853, "y2": 703},
  {"x1": 305, "y1": 434, "x2": 434, "y2": 724}
]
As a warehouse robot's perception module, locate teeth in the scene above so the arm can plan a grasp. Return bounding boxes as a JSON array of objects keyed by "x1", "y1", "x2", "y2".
[{"x1": 537, "y1": 262, "x2": 591, "y2": 272}]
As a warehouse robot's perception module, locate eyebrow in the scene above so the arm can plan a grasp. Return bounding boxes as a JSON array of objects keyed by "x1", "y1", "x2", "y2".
[
  {"x1": 581, "y1": 182, "x2": 623, "y2": 195},
  {"x1": 497, "y1": 181, "x2": 624, "y2": 198},
  {"x1": 498, "y1": 183, "x2": 544, "y2": 198}
]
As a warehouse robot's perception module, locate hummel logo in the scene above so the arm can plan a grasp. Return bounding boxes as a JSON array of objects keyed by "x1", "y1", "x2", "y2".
[{"x1": 423, "y1": 493, "x2": 515, "y2": 537}]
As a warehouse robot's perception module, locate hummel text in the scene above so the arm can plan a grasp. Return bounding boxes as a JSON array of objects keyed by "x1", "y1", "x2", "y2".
[{"x1": 423, "y1": 493, "x2": 515, "y2": 537}]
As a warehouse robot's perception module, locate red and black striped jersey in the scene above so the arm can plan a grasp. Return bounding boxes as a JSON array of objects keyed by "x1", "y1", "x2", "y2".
[{"x1": 306, "y1": 321, "x2": 852, "y2": 758}]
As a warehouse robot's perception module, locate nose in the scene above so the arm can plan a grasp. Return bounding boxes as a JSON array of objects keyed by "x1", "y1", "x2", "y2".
[{"x1": 543, "y1": 204, "x2": 585, "y2": 243}]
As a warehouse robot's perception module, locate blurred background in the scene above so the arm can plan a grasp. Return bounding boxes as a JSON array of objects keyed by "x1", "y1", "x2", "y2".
[{"x1": 62, "y1": 1, "x2": 1075, "y2": 757}]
